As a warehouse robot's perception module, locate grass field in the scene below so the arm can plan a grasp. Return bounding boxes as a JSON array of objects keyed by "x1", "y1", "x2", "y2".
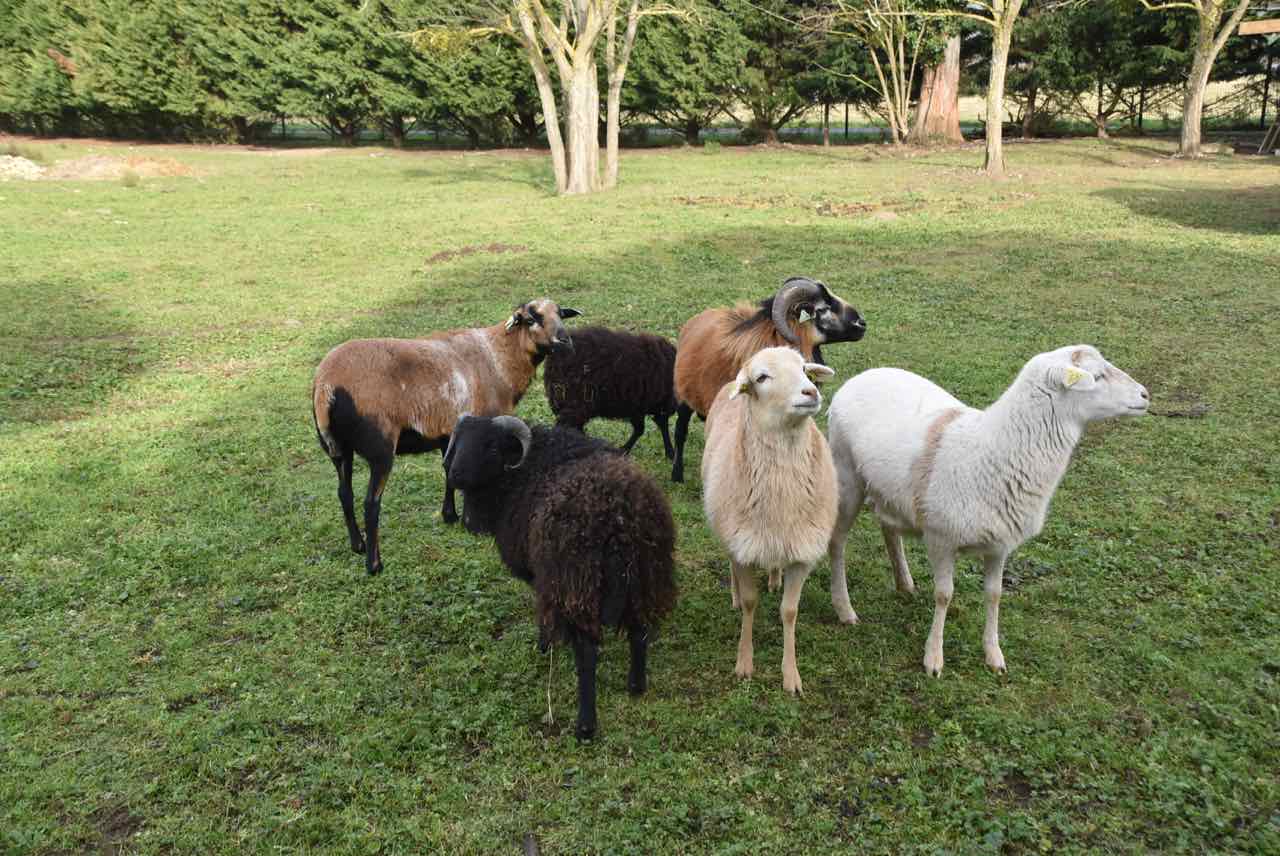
[{"x1": 2, "y1": 136, "x2": 1278, "y2": 854}]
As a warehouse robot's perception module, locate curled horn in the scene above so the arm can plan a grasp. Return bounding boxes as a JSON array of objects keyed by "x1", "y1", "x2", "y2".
[
  {"x1": 771, "y1": 277, "x2": 823, "y2": 345},
  {"x1": 492, "y1": 415, "x2": 532, "y2": 469}
]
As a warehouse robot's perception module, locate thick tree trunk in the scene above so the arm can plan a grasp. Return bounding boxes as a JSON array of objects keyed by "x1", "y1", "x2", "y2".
[
  {"x1": 823, "y1": 101, "x2": 831, "y2": 147},
  {"x1": 1181, "y1": 0, "x2": 1252, "y2": 157},
  {"x1": 684, "y1": 118, "x2": 701, "y2": 144},
  {"x1": 232, "y1": 115, "x2": 252, "y2": 144},
  {"x1": 386, "y1": 115, "x2": 407, "y2": 149},
  {"x1": 564, "y1": 65, "x2": 599, "y2": 194},
  {"x1": 984, "y1": 13, "x2": 1018, "y2": 177},
  {"x1": 910, "y1": 35, "x2": 963, "y2": 144}
]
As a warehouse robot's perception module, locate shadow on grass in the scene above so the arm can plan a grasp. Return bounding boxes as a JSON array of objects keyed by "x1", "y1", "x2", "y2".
[
  {"x1": 1096, "y1": 183, "x2": 1280, "y2": 236},
  {"x1": 400, "y1": 155, "x2": 555, "y2": 193},
  {"x1": 0, "y1": 278, "x2": 155, "y2": 425}
]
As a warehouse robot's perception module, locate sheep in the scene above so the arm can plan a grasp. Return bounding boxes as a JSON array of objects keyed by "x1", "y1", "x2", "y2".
[
  {"x1": 311, "y1": 299, "x2": 580, "y2": 576},
  {"x1": 701, "y1": 346, "x2": 837, "y2": 694},
  {"x1": 671, "y1": 276, "x2": 866, "y2": 482},
  {"x1": 444, "y1": 414, "x2": 678, "y2": 741},
  {"x1": 825, "y1": 344, "x2": 1150, "y2": 677},
  {"x1": 542, "y1": 326, "x2": 678, "y2": 457}
]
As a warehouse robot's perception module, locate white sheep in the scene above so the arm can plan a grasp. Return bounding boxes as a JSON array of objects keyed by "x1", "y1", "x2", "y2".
[
  {"x1": 826, "y1": 344, "x2": 1150, "y2": 676},
  {"x1": 702, "y1": 346, "x2": 837, "y2": 694}
]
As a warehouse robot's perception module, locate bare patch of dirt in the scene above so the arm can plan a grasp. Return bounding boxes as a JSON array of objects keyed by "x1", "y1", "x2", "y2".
[
  {"x1": 425, "y1": 242, "x2": 529, "y2": 266},
  {"x1": 678, "y1": 193, "x2": 897, "y2": 218},
  {"x1": 993, "y1": 770, "x2": 1034, "y2": 807},
  {"x1": 44, "y1": 154, "x2": 194, "y2": 180},
  {"x1": 86, "y1": 802, "x2": 144, "y2": 855}
]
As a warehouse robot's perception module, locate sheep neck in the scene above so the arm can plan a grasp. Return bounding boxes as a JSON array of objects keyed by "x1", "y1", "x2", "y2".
[
  {"x1": 973, "y1": 378, "x2": 1084, "y2": 526},
  {"x1": 742, "y1": 404, "x2": 810, "y2": 452}
]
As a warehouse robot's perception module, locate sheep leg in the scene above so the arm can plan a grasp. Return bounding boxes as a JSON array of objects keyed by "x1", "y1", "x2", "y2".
[
  {"x1": 363, "y1": 454, "x2": 394, "y2": 576},
  {"x1": 882, "y1": 525, "x2": 916, "y2": 595},
  {"x1": 439, "y1": 447, "x2": 458, "y2": 525},
  {"x1": 569, "y1": 630, "x2": 599, "y2": 741},
  {"x1": 331, "y1": 451, "x2": 364, "y2": 554},
  {"x1": 780, "y1": 564, "x2": 811, "y2": 695},
  {"x1": 826, "y1": 480, "x2": 862, "y2": 624},
  {"x1": 922, "y1": 539, "x2": 955, "y2": 677},
  {"x1": 982, "y1": 553, "x2": 1008, "y2": 673},
  {"x1": 733, "y1": 561, "x2": 758, "y2": 680},
  {"x1": 626, "y1": 623, "x2": 648, "y2": 695},
  {"x1": 670, "y1": 403, "x2": 693, "y2": 482},
  {"x1": 620, "y1": 415, "x2": 645, "y2": 454},
  {"x1": 654, "y1": 412, "x2": 675, "y2": 460}
]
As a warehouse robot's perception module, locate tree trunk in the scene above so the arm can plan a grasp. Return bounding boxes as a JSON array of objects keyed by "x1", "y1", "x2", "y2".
[
  {"x1": 1262, "y1": 58, "x2": 1272, "y2": 130},
  {"x1": 564, "y1": 64, "x2": 599, "y2": 194},
  {"x1": 910, "y1": 34, "x2": 963, "y2": 144},
  {"x1": 823, "y1": 101, "x2": 831, "y2": 147},
  {"x1": 232, "y1": 115, "x2": 252, "y2": 144},
  {"x1": 984, "y1": 8, "x2": 1019, "y2": 177},
  {"x1": 338, "y1": 121, "x2": 358, "y2": 147},
  {"x1": 1181, "y1": 0, "x2": 1252, "y2": 157},
  {"x1": 1022, "y1": 81, "x2": 1038, "y2": 139},
  {"x1": 386, "y1": 115, "x2": 407, "y2": 149},
  {"x1": 684, "y1": 117, "x2": 701, "y2": 145},
  {"x1": 1095, "y1": 77, "x2": 1108, "y2": 138},
  {"x1": 1138, "y1": 85, "x2": 1146, "y2": 134},
  {"x1": 605, "y1": 79, "x2": 624, "y2": 188}
]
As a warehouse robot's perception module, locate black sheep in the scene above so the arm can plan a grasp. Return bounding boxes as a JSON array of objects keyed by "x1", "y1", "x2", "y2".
[
  {"x1": 444, "y1": 415, "x2": 678, "y2": 741},
  {"x1": 542, "y1": 326, "x2": 678, "y2": 458}
]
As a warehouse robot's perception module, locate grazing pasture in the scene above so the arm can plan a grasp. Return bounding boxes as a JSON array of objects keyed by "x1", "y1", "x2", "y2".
[{"x1": 1, "y1": 138, "x2": 1277, "y2": 854}]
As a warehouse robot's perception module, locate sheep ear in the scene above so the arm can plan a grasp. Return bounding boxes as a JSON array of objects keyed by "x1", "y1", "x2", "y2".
[
  {"x1": 804, "y1": 363, "x2": 835, "y2": 383},
  {"x1": 505, "y1": 312, "x2": 524, "y2": 332},
  {"x1": 1053, "y1": 365, "x2": 1096, "y2": 390},
  {"x1": 797, "y1": 307, "x2": 813, "y2": 324},
  {"x1": 728, "y1": 370, "x2": 752, "y2": 400},
  {"x1": 559, "y1": 307, "x2": 582, "y2": 320}
]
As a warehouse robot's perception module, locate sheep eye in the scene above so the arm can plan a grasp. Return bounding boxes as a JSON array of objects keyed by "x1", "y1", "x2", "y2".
[
  {"x1": 1093, "y1": 372, "x2": 1105, "y2": 381},
  {"x1": 755, "y1": 373, "x2": 769, "y2": 383}
]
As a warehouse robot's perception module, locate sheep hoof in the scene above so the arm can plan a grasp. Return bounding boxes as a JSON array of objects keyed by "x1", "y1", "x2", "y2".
[
  {"x1": 834, "y1": 606, "x2": 859, "y2": 625},
  {"x1": 441, "y1": 509, "x2": 459, "y2": 525},
  {"x1": 350, "y1": 540, "x2": 366, "y2": 555},
  {"x1": 627, "y1": 678, "x2": 646, "y2": 696},
  {"x1": 985, "y1": 648, "x2": 1007, "y2": 674},
  {"x1": 366, "y1": 559, "x2": 383, "y2": 576},
  {"x1": 734, "y1": 660, "x2": 753, "y2": 680},
  {"x1": 923, "y1": 650, "x2": 944, "y2": 677},
  {"x1": 575, "y1": 724, "x2": 596, "y2": 742},
  {"x1": 783, "y1": 676, "x2": 803, "y2": 695}
]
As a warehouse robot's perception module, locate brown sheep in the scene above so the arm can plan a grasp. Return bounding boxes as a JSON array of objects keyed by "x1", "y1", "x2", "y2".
[
  {"x1": 311, "y1": 299, "x2": 580, "y2": 575},
  {"x1": 670, "y1": 277, "x2": 865, "y2": 482}
]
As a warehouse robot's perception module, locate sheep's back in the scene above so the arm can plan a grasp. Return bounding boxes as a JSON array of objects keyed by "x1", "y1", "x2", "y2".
[
  {"x1": 828, "y1": 367, "x2": 976, "y2": 532},
  {"x1": 544, "y1": 327, "x2": 677, "y2": 420},
  {"x1": 526, "y1": 454, "x2": 678, "y2": 641}
]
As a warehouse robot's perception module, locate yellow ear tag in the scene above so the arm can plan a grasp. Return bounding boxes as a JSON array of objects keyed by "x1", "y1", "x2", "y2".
[
  {"x1": 798, "y1": 309, "x2": 813, "y2": 324},
  {"x1": 729, "y1": 378, "x2": 751, "y2": 400},
  {"x1": 1063, "y1": 366, "x2": 1088, "y2": 387}
]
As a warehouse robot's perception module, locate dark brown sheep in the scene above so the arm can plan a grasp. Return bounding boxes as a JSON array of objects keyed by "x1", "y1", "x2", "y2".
[
  {"x1": 311, "y1": 299, "x2": 580, "y2": 575},
  {"x1": 542, "y1": 326, "x2": 678, "y2": 456},
  {"x1": 444, "y1": 415, "x2": 678, "y2": 741}
]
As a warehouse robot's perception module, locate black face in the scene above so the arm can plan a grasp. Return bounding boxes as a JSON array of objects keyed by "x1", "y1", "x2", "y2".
[
  {"x1": 444, "y1": 417, "x2": 525, "y2": 491},
  {"x1": 810, "y1": 283, "x2": 866, "y2": 343}
]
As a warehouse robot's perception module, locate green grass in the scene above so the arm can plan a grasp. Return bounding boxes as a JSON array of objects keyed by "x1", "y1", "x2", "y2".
[{"x1": 1, "y1": 138, "x2": 1278, "y2": 854}]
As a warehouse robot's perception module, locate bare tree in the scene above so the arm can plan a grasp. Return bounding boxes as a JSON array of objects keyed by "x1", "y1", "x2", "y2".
[
  {"x1": 1139, "y1": 0, "x2": 1252, "y2": 157},
  {"x1": 813, "y1": 0, "x2": 932, "y2": 146},
  {"x1": 417, "y1": 1, "x2": 682, "y2": 194}
]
